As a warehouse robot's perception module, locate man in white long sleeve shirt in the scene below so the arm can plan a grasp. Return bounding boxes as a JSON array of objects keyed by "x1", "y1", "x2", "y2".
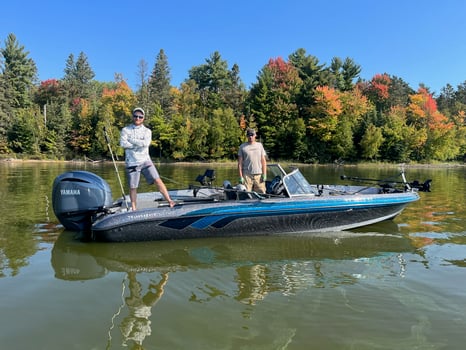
[{"x1": 120, "y1": 107, "x2": 174, "y2": 210}]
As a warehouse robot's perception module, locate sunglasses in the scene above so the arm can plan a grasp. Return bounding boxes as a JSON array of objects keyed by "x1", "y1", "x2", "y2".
[{"x1": 133, "y1": 115, "x2": 144, "y2": 119}]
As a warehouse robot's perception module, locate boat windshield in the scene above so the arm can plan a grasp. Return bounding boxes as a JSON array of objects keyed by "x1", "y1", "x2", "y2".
[
  {"x1": 283, "y1": 168, "x2": 316, "y2": 196},
  {"x1": 265, "y1": 164, "x2": 316, "y2": 197}
]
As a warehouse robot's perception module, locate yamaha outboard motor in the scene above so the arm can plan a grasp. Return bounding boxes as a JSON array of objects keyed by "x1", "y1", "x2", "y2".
[{"x1": 52, "y1": 171, "x2": 113, "y2": 231}]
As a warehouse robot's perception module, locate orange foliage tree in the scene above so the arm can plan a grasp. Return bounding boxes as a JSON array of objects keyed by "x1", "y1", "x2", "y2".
[
  {"x1": 406, "y1": 88, "x2": 456, "y2": 160},
  {"x1": 308, "y1": 85, "x2": 342, "y2": 142},
  {"x1": 100, "y1": 80, "x2": 136, "y2": 129},
  {"x1": 308, "y1": 85, "x2": 373, "y2": 159},
  {"x1": 68, "y1": 98, "x2": 93, "y2": 155},
  {"x1": 359, "y1": 73, "x2": 391, "y2": 112},
  {"x1": 97, "y1": 80, "x2": 136, "y2": 157}
]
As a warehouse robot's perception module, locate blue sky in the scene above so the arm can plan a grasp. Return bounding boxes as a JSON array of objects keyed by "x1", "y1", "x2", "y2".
[{"x1": 2, "y1": 0, "x2": 466, "y2": 95}]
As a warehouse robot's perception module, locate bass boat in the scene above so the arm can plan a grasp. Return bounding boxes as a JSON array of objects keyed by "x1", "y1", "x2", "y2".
[{"x1": 52, "y1": 164, "x2": 429, "y2": 242}]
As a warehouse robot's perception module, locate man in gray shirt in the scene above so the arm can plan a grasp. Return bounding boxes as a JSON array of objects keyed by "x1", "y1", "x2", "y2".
[{"x1": 238, "y1": 128, "x2": 267, "y2": 194}]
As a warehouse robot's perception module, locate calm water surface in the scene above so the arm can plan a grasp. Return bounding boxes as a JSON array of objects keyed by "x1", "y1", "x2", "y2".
[{"x1": 1, "y1": 161, "x2": 465, "y2": 350}]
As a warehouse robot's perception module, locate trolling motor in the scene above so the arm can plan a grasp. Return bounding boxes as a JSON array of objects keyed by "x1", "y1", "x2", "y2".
[
  {"x1": 196, "y1": 169, "x2": 216, "y2": 186},
  {"x1": 191, "y1": 169, "x2": 216, "y2": 197},
  {"x1": 409, "y1": 179, "x2": 432, "y2": 192},
  {"x1": 340, "y1": 175, "x2": 432, "y2": 192}
]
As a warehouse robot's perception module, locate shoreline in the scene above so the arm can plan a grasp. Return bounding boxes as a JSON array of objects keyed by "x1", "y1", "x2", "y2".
[{"x1": 1, "y1": 157, "x2": 465, "y2": 168}]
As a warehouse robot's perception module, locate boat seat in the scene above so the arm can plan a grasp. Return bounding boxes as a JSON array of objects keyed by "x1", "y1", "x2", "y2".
[
  {"x1": 223, "y1": 181, "x2": 237, "y2": 200},
  {"x1": 235, "y1": 184, "x2": 253, "y2": 200}
]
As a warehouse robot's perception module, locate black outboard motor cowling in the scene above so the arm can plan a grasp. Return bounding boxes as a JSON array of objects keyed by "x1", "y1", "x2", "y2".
[{"x1": 52, "y1": 171, "x2": 113, "y2": 231}]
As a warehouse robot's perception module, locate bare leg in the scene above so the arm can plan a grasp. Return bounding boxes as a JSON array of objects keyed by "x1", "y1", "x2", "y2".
[
  {"x1": 130, "y1": 188, "x2": 137, "y2": 211},
  {"x1": 154, "y1": 178, "x2": 175, "y2": 207}
]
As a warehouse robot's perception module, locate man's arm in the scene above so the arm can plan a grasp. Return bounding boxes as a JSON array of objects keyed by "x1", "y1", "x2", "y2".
[
  {"x1": 137, "y1": 128, "x2": 152, "y2": 148},
  {"x1": 238, "y1": 146, "x2": 244, "y2": 183},
  {"x1": 260, "y1": 144, "x2": 267, "y2": 180},
  {"x1": 261, "y1": 155, "x2": 267, "y2": 177},
  {"x1": 120, "y1": 127, "x2": 134, "y2": 149},
  {"x1": 120, "y1": 128, "x2": 152, "y2": 148},
  {"x1": 238, "y1": 155, "x2": 243, "y2": 178}
]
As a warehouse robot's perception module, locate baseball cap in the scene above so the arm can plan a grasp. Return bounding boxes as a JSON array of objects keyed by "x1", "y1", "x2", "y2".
[{"x1": 132, "y1": 107, "x2": 145, "y2": 116}]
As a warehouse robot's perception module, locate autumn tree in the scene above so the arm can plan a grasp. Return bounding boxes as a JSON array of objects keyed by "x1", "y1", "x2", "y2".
[
  {"x1": 68, "y1": 98, "x2": 94, "y2": 157},
  {"x1": 359, "y1": 73, "x2": 391, "y2": 113},
  {"x1": 337, "y1": 87, "x2": 372, "y2": 159},
  {"x1": 406, "y1": 88, "x2": 455, "y2": 160},
  {"x1": 97, "y1": 80, "x2": 136, "y2": 157},
  {"x1": 3, "y1": 41, "x2": 466, "y2": 163},
  {"x1": 307, "y1": 86, "x2": 342, "y2": 161},
  {"x1": 357, "y1": 74, "x2": 414, "y2": 161},
  {"x1": 308, "y1": 86, "x2": 342, "y2": 141}
]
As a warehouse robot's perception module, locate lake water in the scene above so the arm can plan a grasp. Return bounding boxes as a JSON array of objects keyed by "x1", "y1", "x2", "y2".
[{"x1": 1, "y1": 161, "x2": 465, "y2": 350}]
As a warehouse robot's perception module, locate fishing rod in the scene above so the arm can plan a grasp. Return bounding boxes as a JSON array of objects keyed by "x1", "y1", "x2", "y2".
[
  {"x1": 103, "y1": 127, "x2": 129, "y2": 209},
  {"x1": 159, "y1": 175, "x2": 185, "y2": 186}
]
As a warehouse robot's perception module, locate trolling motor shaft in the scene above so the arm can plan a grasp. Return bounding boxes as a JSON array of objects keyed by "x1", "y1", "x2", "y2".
[{"x1": 340, "y1": 175, "x2": 432, "y2": 192}]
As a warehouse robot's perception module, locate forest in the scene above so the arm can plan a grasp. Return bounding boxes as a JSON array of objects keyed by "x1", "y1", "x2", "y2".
[{"x1": 1, "y1": 33, "x2": 465, "y2": 163}]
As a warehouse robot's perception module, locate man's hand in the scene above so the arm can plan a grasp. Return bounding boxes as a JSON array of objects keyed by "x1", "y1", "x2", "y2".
[
  {"x1": 239, "y1": 177, "x2": 244, "y2": 184},
  {"x1": 260, "y1": 174, "x2": 267, "y2": 182},
  {"x1": 129, "y1": 138, "x2": 143, "y2": 147}
]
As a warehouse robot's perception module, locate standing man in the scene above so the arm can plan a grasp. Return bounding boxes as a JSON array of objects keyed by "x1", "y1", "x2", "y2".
[
  {"x1": 238, "y1": 128, "x2": 267, "y2": 194},
  {"x1": 120, "y1": 107, "x2": 174, "y2": 210}
]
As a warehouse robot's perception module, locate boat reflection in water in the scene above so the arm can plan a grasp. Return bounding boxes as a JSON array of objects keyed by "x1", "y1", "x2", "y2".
[
  {"x1": 52, "y1": 220, "x2": 411, "y2": 281},
  {"x1": 51, "y1": 226, "x2": 414, "y2": 348}
]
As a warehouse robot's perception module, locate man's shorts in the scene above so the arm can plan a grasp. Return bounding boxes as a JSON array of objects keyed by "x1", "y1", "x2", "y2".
[
  {"x1": 126, "y1": 160, "x2": 160, "y2": 189},
  {"x1": 244, "y1": 174, "x2": 266, "y2": 194}
]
